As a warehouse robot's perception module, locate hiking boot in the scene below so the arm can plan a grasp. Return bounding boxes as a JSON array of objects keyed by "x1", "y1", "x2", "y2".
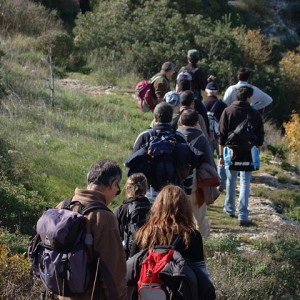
[{"x1": 238, "y1": 219, "x2": 254, "y2": 226}]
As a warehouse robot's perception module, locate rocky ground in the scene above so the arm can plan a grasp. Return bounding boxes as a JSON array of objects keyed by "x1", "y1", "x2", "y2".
[{"x1": 210, "y1": 171, "x2": 300, "y2": 243}]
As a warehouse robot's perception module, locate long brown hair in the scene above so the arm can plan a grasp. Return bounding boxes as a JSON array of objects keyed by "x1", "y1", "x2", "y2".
[{"x1": 134, "y1": 185, "x2": 196, "y2": 249}]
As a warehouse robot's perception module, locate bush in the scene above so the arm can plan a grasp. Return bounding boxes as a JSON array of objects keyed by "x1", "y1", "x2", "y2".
[
  {"x1": 0, "y1": 138, "x2": 48, "y2": 234},
  {"x1": 263, "y1": 120, "x2": 288, "y2": 160},
  {"x1": 0, "y1": 0, "x2": 61, "y2": 36},
  {"x1": 284, "y1": 112, "x2": 300, "y2": 160},
  {"x1": 206, "y1": 227, "x2": 300, "y2": 299},
  {"x1": 280, "y1": 46, "x2": 300, "y2": 110}
]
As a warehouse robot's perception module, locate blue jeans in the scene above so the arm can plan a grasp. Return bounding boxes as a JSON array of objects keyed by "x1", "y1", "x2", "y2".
[
  {"x1": 224, "y1": 169, "x2": 252, "y2": 220},
  {"x1": 209, "y1": 138, "x2": 226, "y2": 188}
]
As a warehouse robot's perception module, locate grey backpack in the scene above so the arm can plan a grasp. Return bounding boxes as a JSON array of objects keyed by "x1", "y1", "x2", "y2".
[{"x1": 28, "y1": 198, "x2": 110, "y2": 297}]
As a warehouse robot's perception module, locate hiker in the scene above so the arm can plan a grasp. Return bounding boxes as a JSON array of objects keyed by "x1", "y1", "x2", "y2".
[
  {"x1": 223, "y1": 67, "x2": 273, "y2": 110},
  {"x1": 203, "y1": 81, "x2": 227, "y2": 192},
  {"x1": 178, "y1": 49, "x2": 215, "y2": 101},
  {"x1": 114, "y1": 173, "x2": 151, "y2": 259},
  {"x1": 57, "y1": 159, "x2": 127, "y2": 300},
  {"x1": 151, "y1": 61, "x2": 175, "y2": 104},
  {"x1": 179, "y1": 90, "x2": 209, "y2": 139},
  {"x1": 219, "y1": 86, "x2": 265, "y2": 226},
  {"x1": 127, "y1": 185, "x2": 216, "y2": 299},
  {"x1": 150, "y1": 91, "x2": 181, "y2": 129},
  {"x1": 178, "y1": 109, "x2": 219, "y2": 238},
  {"x1": 164, "y1": 91, "x2": 181, "y2": 129},
  {"x1": 130, "y1": 102, "x2": 199, "y2": 202},
  {"x1": 177, "y1": 49, "x2": 215, "y2": 132}
]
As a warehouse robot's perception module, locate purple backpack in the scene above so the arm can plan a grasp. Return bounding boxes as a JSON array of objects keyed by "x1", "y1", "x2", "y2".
[{"x1": 28, "y1": 198, "x2": 110, "y2": 297}]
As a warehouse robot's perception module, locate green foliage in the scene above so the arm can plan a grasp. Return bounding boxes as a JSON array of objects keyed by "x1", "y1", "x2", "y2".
[
  {"x1": 73, "y1": 2, "x2": 239, "y2": 79},
  {"x1": 264, "y1": 120, "x2": 288, "y2": 159},
  {"x1": 0, "y1": 0, "x2": 61, "y2": 36},
  {"x1": 0, "y1": 228, "x2": 30, "y2": 254},
  {"x1": 0, "y1": 138, "x2": 48, "y2": 234},
  {"x1": 205, "y1": 235, "x2": 240, "y2": 255},
  {"x1": 252, "y1": 186, "x2": 300, "y2": 219},
  {"x1": 206, "y1": 226, "x2": 300, "y2": 299}
]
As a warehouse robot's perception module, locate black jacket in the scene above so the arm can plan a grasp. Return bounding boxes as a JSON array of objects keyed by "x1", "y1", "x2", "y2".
[{"x1": 218, "y1": 101, "x2": 264, "y2": 147}]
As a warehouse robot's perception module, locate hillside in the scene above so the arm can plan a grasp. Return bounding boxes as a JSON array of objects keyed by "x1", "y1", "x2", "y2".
[{"x1": 0, "y1": 0, "x2": 300, "y2": 298}]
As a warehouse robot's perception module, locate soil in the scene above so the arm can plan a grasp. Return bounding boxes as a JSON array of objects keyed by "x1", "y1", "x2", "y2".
[{"x1": 210, "y1": 171, "x2": 300, "y2": 241}]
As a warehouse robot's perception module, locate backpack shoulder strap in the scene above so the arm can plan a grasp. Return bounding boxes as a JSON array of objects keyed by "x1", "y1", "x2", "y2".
[
  {"x1": 148, "y1": 128, "x2": 156, "y2": 137},
  {"x1": 190, "y1": 135, "x2": 201, "y2": 147},
  {"x1": 171, "y1": 235, "x2": 181, "y2": 247},
  {"x1": 209, "y1": 100, "x2": 221, "y2": 113},
  {"x1": 62, "y1": 197, "x2": 111, "y2": 215},
  {"x1": 150, "y1": 75, "x2": 164, "y2": 84},
  {"x1": 61, "y1": 197, "x2": 73, "y2": 209},
  {"x1": 82, "y1": 202, "x2": 112, "y2": 215}
]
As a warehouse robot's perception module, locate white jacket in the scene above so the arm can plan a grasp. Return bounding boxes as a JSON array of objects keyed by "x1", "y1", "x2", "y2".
[{"x1": 223, "y1": 81, "x2": 273, "y2": 110}]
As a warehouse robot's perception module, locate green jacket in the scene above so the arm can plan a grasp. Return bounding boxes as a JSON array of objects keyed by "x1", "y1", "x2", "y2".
[{"x1": 151, "y1": 71, "x2": 170, "y2": 102}]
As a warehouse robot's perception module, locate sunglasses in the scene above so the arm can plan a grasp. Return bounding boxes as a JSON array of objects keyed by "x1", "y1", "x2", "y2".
[{"x1": 115, "y1": 182, "x2": 121, "y2": 196}]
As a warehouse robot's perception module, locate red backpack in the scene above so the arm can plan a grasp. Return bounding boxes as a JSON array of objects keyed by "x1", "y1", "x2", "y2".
[
  {"x1": 135, "y1": 75, "x2": 162, "y2": 112},
  {"x1": 138, "y1": 248, "x2": 174, "y2": 300}
]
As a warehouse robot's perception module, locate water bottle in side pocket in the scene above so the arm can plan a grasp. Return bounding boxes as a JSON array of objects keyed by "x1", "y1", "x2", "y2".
[
  {"x1": 223, "y1": 146, "x2": 232, "y2": 169},
  {"x1": 251, "y1": 146, "x2": 260, "y2": 170}
]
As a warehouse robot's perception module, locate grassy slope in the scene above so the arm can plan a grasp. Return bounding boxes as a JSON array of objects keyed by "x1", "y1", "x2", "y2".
[
  {"x1": 0, "y1": 83, "x2": 153, "y2": 208},
  {"x1": 1, "y1": 57, "x2": 299, "y2": 299}
]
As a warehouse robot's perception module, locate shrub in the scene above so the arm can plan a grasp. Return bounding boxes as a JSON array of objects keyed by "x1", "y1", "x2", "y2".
[
  {"x1": 263, "y1": 120, "x2": 288, "y2": 160},
  {"x1": 279, "y1": 46, "x2": 300, "y2": 109},
  {"x1": 0, "y1": 0, "x2": 61, "y2": 36},
  {"x1": 0, "y1": 138, "x2": 48, "y2": 234},
  {"x1": 284, "y1": 112, "x2": 300, "y2": 160}
]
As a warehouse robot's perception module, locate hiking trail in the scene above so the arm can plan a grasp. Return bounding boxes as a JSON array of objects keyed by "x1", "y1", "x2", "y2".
[{"x1": 57, "y1": 78, "x2": 300, "y2": 245}]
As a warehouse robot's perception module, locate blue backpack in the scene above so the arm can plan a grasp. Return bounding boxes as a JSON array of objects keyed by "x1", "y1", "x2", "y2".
[{"x1": 28, "y1": 198, "x2": 111, "y2": 297}]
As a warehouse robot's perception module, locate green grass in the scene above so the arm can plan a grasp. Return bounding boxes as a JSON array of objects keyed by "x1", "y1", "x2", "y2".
[{"x1": 0, "y1": 85, "x2": 153, "y2": 206}]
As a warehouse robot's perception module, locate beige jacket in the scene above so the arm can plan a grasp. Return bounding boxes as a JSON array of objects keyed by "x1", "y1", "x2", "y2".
[
  {"x1": 58, "y1": 188, "x2": 127, "y2": 300},
  {"x1": 195, "y1": 163, "x2": 220, "y2": 206}
]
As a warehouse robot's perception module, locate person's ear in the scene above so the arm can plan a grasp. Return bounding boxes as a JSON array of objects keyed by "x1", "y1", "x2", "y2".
[{"x1": 178, "y1": 117, "x2": 182, "y2": 126}]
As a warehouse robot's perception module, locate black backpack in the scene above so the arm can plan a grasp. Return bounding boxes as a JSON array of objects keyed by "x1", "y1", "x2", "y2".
[
  {"x1": 125, "y1": 130, "x2": 193, "y2": 191},
  {"x1": 176, "y1": 66, "x2": 199, "y2": 95},
  {"x1": 123, "y1": 200, "x2": 151, "y2": 258},
  {"x1": 207, "y1": 101, "x2": 222, "y2": 139},
  {"x1": 225, "y1": 110, "x2": 255, "y2": 152}
]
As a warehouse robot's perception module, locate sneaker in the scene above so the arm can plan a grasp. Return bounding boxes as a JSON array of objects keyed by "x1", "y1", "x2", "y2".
[
  {"x1": 218, "y1": 186, "x2": 225, "y2": 192},
  {"x1": 223, "y1": 208, "x2": 235, "y2": 218},
  {"x1": 238, "y1": 219, "x2": 254, "y2": 226}
]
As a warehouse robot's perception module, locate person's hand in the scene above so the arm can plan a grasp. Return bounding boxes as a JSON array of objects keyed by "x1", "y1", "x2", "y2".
[
  {"x1": 207, "y1": 75, "x2": 216, "y2": 82},
  {"x1": 218, "y1": 156, "x2": 224, "y2": 167}
]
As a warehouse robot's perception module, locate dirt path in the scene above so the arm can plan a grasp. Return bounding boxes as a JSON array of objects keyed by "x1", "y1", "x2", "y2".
[
  {"x1": 210, "y1": 172, "x2": 300, "y2": 241},
  {"x1": 57, "y1": 78, "x2": 132, "y2": 96}
]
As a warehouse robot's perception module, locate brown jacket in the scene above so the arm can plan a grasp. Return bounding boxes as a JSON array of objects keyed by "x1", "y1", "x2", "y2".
[{"x1": 58, "y1": 188, "x2": 127, "y2": 300}]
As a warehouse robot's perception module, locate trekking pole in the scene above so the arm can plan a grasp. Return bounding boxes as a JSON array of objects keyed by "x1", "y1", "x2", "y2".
[{"x1": 91, "y1": 258, "x2": 100, "y2": 300}]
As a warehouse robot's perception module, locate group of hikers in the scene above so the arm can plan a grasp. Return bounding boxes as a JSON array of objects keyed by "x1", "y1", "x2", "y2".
[{"x1": 29, "y1": 49, "x2": 272, "y2": 300}]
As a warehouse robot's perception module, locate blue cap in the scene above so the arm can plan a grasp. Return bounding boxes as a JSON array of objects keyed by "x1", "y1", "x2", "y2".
[{"x1": 164, "y1": 91, "x2": 181, "y2": 107}]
